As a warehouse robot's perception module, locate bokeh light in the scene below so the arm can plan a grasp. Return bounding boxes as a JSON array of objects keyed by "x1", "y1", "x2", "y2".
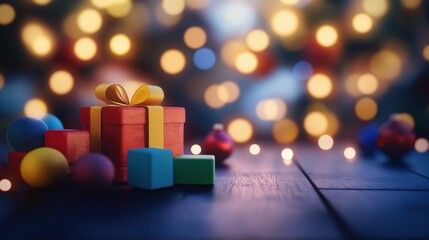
[
  {"x1": 0, "y1": 73, "x2": 4, "y2": 90},
  {"x1": 344, "y1": 147, "x2": 357, "y2": 160},
  {"x1": 21, "y1": 22, "x2": 55, "y2": 57},
  {"x1": 307, "y1": 73, "x2": 333, "y2": 99},
  {"x1": 162, "y1": 0, "x2": 185, "y2": 16},
  {"x1": 415, "y1": 138, "x2": 428, "y2": 153},
  {"x1": 33, "y1": 0, "x2": 51, "y2": 5},
  {"x1": 362, "y1": 0, "x2": 389, "y2": 18},
  {"x1": 221, "y1": 81, "x2": 240, "y2": 103},
  {"x1": 107, "y1": 0, "x2": 132, "y2": 18},
  {"x1": 422, "y1": 45, "x2": 429, "y2": 61},
  {"x1": 24, "y1": 98, "x2": 48, "y2": 117},
  {"x1": 271, "y1": 10, "x2": 299, "y2": 37},
  {"x1": 235, "y1": 51, "x2": 258, "y2": 74},
  {"x1": 352, "y1": 13, "x2": 373, "y2": 33},
  {"x1": 190, "y1": 144, "x2": 202, "y2": 155},
  {"x1": 256, "y1": 98, "x2": 287, "y2": 121},
  {"x1": 77, "y1": 9, "x2": 102, "y2": 34},
  {"x1": 91, "y1": 0, "x2": 111, "y2": 9},
  {"x1": 204, "y1": 84, "x2": 225, "y2": 109},
  {"x1": 249, "y1": 144, "x2": 260, "y2": 155},
  {"x1": 355, "y1": 98, "x2": 378, "y2": 121},
  {"x1": 0, "y1": 4, "x2": 15, "y2": 25},
  {"x1": 74, "y1": 37, "x2": 97, "y2": 61},
  {"x1": 401, "y1": 0, "x2": 421, "y2": 9},
  {"x1": 272, "y1": 119, "x2": 299, "y2": 144},
  {"x1": 344, "y1": 74, "x2": 361, "y2": 97},
  {"x1": 281, "y1": 148, "x2": 294, "y2": 166},
  {"x1": 160, "y1": 49, "x2": 186, "y2": 75},
  {"x1": 246, "y1": 29, "x2": 270, "y2": 52},
  {"x1": 193, "y1": 48, "x2": 216, "y2": 70},
  {"x1": 0, "y1": 179, "x2": 11, "y2": 192},
  {"x1": 357, "y1": 73, "x2": 378, "y2": 95},
  {"x1": 391, "y1": 113, "x2": 415, "y2": 129},
  {"x1": 110, "y1": 34, "x2": 131, "y2": 56},
  {"x1": 227, "y1": 118, "x2": 253, "y2": 143},
  {"x1": 370, "y1": 50, "x2": 402, "y2": 80},
  {"x1": 49, "y1": 70, "x2": 74, "y2": 95},
  {"x1": 304, "y1": 111, "x2": 328, "y2": 137},
  {"x1": 184, "y1": 26, "x2": 207, "y2": 49},
  {"x1": 316, "y1": 25, "x2": 338, "y2": 47},
  {"x1": 318, "y1": 135, "x2": 334, "y2": 150},
  {"x1": 185, "y1": 0, "x2": 211, "y2": 10}
]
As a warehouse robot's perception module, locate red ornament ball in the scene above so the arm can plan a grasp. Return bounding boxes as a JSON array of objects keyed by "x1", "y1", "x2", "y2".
[
  {"x1": 202, "y1": 124, "x2": 234, "y2": 165},
  {"x1": 377, "y1": 120, "x2": 416, "y2": 161},
  {"x1": 71, "y1": 153, "x2": 115, "y2": 191}
]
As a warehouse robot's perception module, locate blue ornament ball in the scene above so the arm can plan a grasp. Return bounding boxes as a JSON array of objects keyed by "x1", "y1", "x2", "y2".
[
  {"x1": 7, "y1": 117, "x2": 48, "y2": 152},
  {"x1": 71, "y1": 153, "x2": 115, "y2": 191},
  {"x1": 41, "y1": 113, "x2": 64, "y2": 130},
  {"x1": 357, "y1": 124, "x2": 379, "y2": 157}
]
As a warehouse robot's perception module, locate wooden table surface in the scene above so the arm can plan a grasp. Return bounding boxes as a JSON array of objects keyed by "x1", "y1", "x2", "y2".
[{"x1": 1, "y1": 144, "x2": 429, "y2": 239}]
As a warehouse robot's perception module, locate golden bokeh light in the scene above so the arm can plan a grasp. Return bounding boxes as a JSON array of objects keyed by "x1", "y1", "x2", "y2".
[
  {"x1": 227, "y1": 118, "x2": 253, "y2": 143},
  {"x1": 391, "y1": 113, "x2": 415, "y2": 129},
  {"x1": 304, "y1": 111, "x2": 329, "y2": 137},
  {"x1": 352, "y1": 13, "x2": 373, "y2": 33},
  {"x1": 221, "y1": 81, "x2": 240, "y2": 103},
  {"x1": 21, "y1": 22, "x2": 55, "y2": 57},
  {"x1": 415, "y1": 138, "x2": 428, "y2": 153},
  {"x1": 281, "y1": 148, "x2": 294, "y2": 165},
  {"x1": 77, "y1": 8, "x2": 102, "y2": 34},
  {"x1": 362, "y1": 0, "x2": 389, "y2": 17},
  {"x1": 24, "y1": 98, "x2": 48, "y2": 118},
  {"x1": 33, "y1": 0, "x2": 52, "y2": 5},
  {"x1": 110, "y1": 34, "x2": 131, "y2": 56},
  {"x1": 370, "y1": 50, "x2": 402, "y2": 80},
  {"x1": 271, "y1": 10, "x2": 299, "y2": 37},
  {"x1": 32, "y1": 36, "x2": 52, "y2": 56},
  {"x1": 49, "y1": 70, "x2": 74, "y2": 95},
  {"x1": 204, "y1": 84, "x2": 225, "y2": 109},
  {"x1": 318, "y1": 135, "x2": 334, "y2": 150},
  {"x1": 184, "y1": 26, "x2": 207, "y2": 49},
  {"x1": 235, "y1": 51, "x2": 258, "y2": 74},
  {"x1": 256, "y1": 98, "x2": 287, "y2": 121},
  {"x1": 91, "y1": 0, "x2": 111, "y2": 9},
  {"x1": 357, "y1": 73, "x2": 378, "y2": 95},
  {"x1": 74, "y1": 37, "x2": 97, "y2": 61},
  {"x1": 221, "y1": 40, "x2": 247, "y2": 67},
  {"x1": 107, "y1": 0, "x2": 132, "y2": 18},
  {"x1": 280, "y1": 0, "x2": 301, "y2": 5},
  {"x1": 0, "y1": 73, "x2": 4, "y2": 90},
  {"x1": 216, "y1": 85, "x2": 229, "y2": 103},
  {"x1": 190, "y1": 144, "x2": 202, "y2": 155},
  {"x1": 355, "y1": 98, "x2": 378, "y2": 121},
  {"x1": 316, "y1": 25, "x2": 338, "y2": 47},
  {"x1": 162, "y1": 0, "x2": 185, "y2": 16},
  {"x1": 422, "y1": 45, "x2": 429, "y2": 61},
  {"x1": 246, "y1": 29, "x2": 270, "y2": 52},
  {"x1": 401, "y1": 0, "x2": 421, "y2": 9},
  {"x1": 249, "y1": 144, "x2": 261, "y2": 155},
  {"x1": 0, "y1": 179, "x2": 11, "y2": 192},
  {"x1": 344, "y1": 147, "x2": 357, "y2": 160},
  {"x1": 185, "y1": 0, "x2": 211, "y2": 10},
  {"x1": 160, "y1": 49, "x2": 186, "y2": 75},
  {"x1": 345, "y1": 74, "x2": 361, "y2": 97},
  {"x1": 0, "y1": 4, "x2": 15, "y2": 25},
  {"x1": 307, "y1": 73, "x2": 333, "y2": 99},
  {"x1": 272, "y1": 119, "x2": 299, "y2": 144}
]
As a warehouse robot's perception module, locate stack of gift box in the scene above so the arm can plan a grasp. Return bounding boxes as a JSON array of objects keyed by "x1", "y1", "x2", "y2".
[{"x1": 7, "y1": 83, "x2": 215, "y2": 190}]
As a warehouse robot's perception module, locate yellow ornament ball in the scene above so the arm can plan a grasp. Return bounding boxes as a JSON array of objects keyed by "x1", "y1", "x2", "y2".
[{"x1": 21, "y1": 147, "x2": 69, "y2": 188}]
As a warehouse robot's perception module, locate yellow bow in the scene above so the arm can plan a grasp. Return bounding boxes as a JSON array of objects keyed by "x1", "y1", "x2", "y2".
[{"x1": 95, "y1": 83, "x2": 164, "y2": 106}]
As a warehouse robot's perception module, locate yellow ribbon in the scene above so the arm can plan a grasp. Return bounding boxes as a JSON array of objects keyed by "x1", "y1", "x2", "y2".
[{"x1": 90, "y1": 83, "x2": 165, "y2": 152}]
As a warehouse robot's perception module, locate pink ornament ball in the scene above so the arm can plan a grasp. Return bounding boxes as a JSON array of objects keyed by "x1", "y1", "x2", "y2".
[{"x1": 71, "y1": 153, "x2": 115, "y2": 191}]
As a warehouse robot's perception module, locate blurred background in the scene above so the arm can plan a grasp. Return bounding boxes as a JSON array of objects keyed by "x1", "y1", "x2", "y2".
[{"x1": 0, "y1": 0, "x2": 429, "y2": 160}]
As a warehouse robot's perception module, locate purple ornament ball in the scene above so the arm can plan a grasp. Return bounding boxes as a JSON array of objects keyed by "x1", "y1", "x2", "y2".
[
  {"x1": 202, "y1": 124, "x2": 234, "y2": 165},
  {"x1": 71, "y1": 153, "x2": 114, "y2": 190}
]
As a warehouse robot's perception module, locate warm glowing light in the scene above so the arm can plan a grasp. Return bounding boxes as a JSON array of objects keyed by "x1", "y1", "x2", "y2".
[
  {"x1": 352, "y1": 13, "x2": 373, "y2": 33},
  {"x1": 77, "y1": 9, "x2": 102, "y2": 34},
  {"x1": 307, "y1": 73, "x2": 333, "y2": 99},
  {"x1": 345, "y1": 74, "x2": 361, "y2": 97},
  {"x1": 24, "y1": 98, "x2": 48, "y2": 118},
  {"x1": 318, "y1": 135, "x2": 334, "y2": 150},
  {"x1": 391, "y1": 113, "x2": 415, "y2": 129},
  {"x1": 271, "y1": 10, "x2": 299, "y2": 37},
  {"x1": 21, "y1": 22, "x2": 55, "y2": 57},
  {"x1": 246, "y1": 29, "x2": 270, "y2": 52},
  {"x1": 256, "y1": 98, "x2": 287, "y2": 121},
  {"x1": 191, "y1": 144, "x2": 202, "y2": 155},
  {"x1": 204, "y1": 84, "x2": 225, "y2": 109},
  {"x1": 304, "y1": 111, "x2": 328, "y2": 137},
  {"x1": 282, "y1": 148, "x2": 294, "y2": 165},
  {"x1": 184, "y1": 26, "x2": 207, "y2": 49},
  {"x1": 0, "y1": 4, "x2": 15, "y2": 25},
  {"x1": 49, "y1": 70, "x2": 74, "y2": 95},
  {"x1": 110, "y1": 34, "x2": 131, "y2": 56},
  {"x1": 370, "y1": 50, "x2": 402, "y2": 80},
  {"x1": 401, "y1": 0, "x2": 421, "y2": 9},
  {"x1": 355, "y1": 98, "x2": 378, "y2": 121},
  {"x1": 249, "y1": 144, "x2": 260, "y2": 155},
  {"x1": 415, "y1": 138, "x2": 429, "y2": 153},
  {"x1": 185, "y1": 0, "x2": 211, "y2": 10},
  {"x1": 344, "y1": 147, "x2": 356, "y2": 160},
  {"x1": 0, "y1": 73, "x2": 4, "y2": 90},
  {"x1": 160, "y1": 49, "x2": 186, "y2": 75},
  {"x1": 33, "y1": 0, "x2": 51, "y2": 5},
  {"x1": 221, "y1": 40, "x2": 247, "y2": 67},
  {"x1": 107, "y1": 0, "x2": 132, "y2": 18},
  {"x1": 280, "y1": 0, "x2": 300, "y2": 5},
  {"x1": 74, "y1": 37, "x2": 97, "y2": 61},
  {"x1": 235, "y1": 51, "x2": 258, "y2": 74},
  {"x1": 91, "y1": 0, "x2": 111, "y2": 9},
  {"x1": 0, "y1": 179, "x2": 11, "y2": 192},
  {"x1": 272, "y1": 119, "x2": 299, "y2": 144},
  {"x1": 163, "y1": 0, "x2": 185, "y2": 16},
  {"x1": 422, "y1": 45, "x2": 429, "y2": 61},
  {"x1": 357, "y1": 73, "x2": 378, "y2": 95},
  {"x1": 363, "y1": 0, "x2": 388, "y2": 17},
  {"x1": 227, "y1": 118, "x2": 253, "y2": 143},
  {"x1": 316, "y1": 25, "x2": 338, "y2": 47},
  {"x1": 221, "y1": 81, "x2": 240, "y2": 103},
  {"x1": 32, "y1": 36, "x2": 53, "y2": 56}
]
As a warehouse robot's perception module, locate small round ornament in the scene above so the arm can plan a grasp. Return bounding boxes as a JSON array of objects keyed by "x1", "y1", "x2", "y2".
[
  {"x1": 357, "y1": 124, "x2": 379, "y2": 157},
  {"x1": 41, "y1": 113, "x2": 64, "y2": 130},
  {"x1": 71, "y1": 153, "x2": 114, "y2": 191},
  {"x1": 202, "y1": 124, "x2": 234, "y2": 165},
  {"x1": 21, "y1": 147, "x2": 69, "y2": 188},
  {"x1": 377, "y1": 119, "x2": 416, "y2": 161},
  {"x1": 7, "y1": 117, "x2": 48, "y2": 152}
]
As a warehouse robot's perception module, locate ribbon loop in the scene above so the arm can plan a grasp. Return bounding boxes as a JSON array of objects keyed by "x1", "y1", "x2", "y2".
[{"x1": 95, "y1": 83, "x2": 164, "y2": 106}]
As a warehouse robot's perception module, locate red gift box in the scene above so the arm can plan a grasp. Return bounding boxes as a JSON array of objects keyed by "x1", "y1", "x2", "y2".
[
  {"x1": 80, "y1": 106, "x2": 185, "y2": 182},
  {"x1": 8, "y1": 151, "x2": 27, "y2": 181},
  {"x1": 45, "y1": 130, "x2": 90, "y2": 164}
]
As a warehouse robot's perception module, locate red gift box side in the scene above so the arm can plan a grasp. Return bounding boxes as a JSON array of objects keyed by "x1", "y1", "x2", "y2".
[
  {"x1": 8, "y1": 152, "x2": 27, "y2": 181},
  {"x1": 45, "y1": 130, "x2": 90, "y2": 164}
]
